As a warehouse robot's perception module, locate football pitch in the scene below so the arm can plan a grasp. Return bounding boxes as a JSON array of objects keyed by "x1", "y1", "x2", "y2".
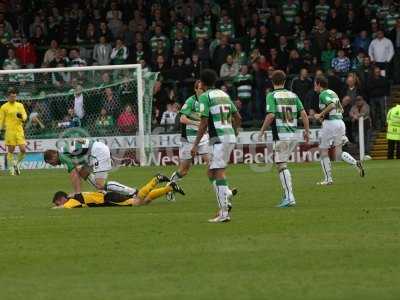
[{"x1": 0, "y1": 160, "x2": 399, "y2": 300}]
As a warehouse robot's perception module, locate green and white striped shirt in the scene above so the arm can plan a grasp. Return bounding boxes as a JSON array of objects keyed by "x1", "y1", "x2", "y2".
[
  {"x1": 217, "y1": 21, "x2": 235, "y2": 38},
  {"x1": 199, "y1": 89, "x2": 238, "y2": 144},
  {"x1": 234, "y1": 73, "x2": 253, "y2": 101},
  {"x1": 266, "y1": 89, "x2": 304, "y2": 140},
  {"x1": 180, "y1": 95, "x2": 208, "y2": 144},
  {"x1": 282, "y1": 3, "x2": 299, "y2": 23},
  {"x1": 315, "y1": 4, "x2": 330, "y2": 21},
  {"x1": 192, "y1": 25, "x2": 211, "y2": 40},
  {"x1": 319, "y1": 89, "x2": 343, "y2": 120}
]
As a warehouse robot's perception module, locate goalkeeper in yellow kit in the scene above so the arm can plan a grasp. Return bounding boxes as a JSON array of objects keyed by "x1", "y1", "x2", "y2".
[
  {"x1": 52, "y1": 174, "x2": 185, "y2": 208},
  {"x1": 0, "y1": 87, "x2": 27, "y2": 175}
]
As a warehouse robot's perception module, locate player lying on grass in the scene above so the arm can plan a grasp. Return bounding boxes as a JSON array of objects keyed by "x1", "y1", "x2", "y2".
[
  {"x1": 44, "y1": 139, "x2": 137, "y2": 196},
  {"x1": 313, "y1": 76, "x2": 365, "y2": 185},
  {"x1": 167, "y1": 80, "x2": 209, "y2": 201},
  {"x1": 52, "y1": 174, "x2": 185, "y2": 208}
]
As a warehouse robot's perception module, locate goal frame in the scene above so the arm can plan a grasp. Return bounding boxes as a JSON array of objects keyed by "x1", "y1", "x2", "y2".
[{"x1": 0, "y1": 64, "x2": 147, "y2": 166}]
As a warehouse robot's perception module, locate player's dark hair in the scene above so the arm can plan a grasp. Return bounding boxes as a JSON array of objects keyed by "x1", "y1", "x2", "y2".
[
  {"x1": 200, "y1": 69, "x2": 218, "y2": 87},
  {"x1": 271, "y1": 70, "x2": 286, "y2": 86},
  {"x1": 315, "y1": 75, "x2": 329, "y2": 88},
  {"x1": 53, "y1": 191, "x2": 68, "y2": 204},
  {"x1": 7, "y1": 87, "x2": 17, "y2": 95},
  {"x1": 43, "y1": 149, "x2": 59, "y2": 164}
]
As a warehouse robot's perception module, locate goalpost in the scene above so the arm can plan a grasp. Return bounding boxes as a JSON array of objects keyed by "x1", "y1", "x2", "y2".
[{"x1": 0, "y1": 64, "x2": 158, "y2": 166}]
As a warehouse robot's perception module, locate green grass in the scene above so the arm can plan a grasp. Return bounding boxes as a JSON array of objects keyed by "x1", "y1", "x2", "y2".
[{"x1": 0, "y1": 160, "x2": 400, "y2": 300}]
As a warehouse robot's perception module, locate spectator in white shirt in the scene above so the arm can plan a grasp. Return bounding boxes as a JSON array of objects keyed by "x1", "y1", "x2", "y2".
[
  {"x1": 368, "y1": 30, "x2": 394, "y2": 76},
  {"x1": 73, "y1": 85, "x2": 85, "y2": 120}
]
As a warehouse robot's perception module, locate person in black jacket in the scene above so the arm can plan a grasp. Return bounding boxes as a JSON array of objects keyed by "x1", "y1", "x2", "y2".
[
  {"x1": 366, "y1": 66, "x2": 391, "y2": 130},
  {"x1": 291, "y1": 68, "x2": 313, "y2": 104}
]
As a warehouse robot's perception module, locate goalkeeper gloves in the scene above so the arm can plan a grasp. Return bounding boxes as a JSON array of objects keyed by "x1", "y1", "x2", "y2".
[{"x1": 16, "y1": 113, "x2": 23, "y2": 119}]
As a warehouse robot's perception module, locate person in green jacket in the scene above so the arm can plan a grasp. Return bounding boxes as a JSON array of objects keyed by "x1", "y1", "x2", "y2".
[
  {"x1": 387, "y1": 104, "x2": 400, "y2": 159},
  {"x1": 320, "y1": 41, "x2": 336, "y2": 71}
]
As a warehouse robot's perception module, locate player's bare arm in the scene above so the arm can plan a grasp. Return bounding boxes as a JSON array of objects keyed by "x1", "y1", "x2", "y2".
[
  {"x1": 300, "y1": 110, "x2": 310, "y2": 144},
  {"x1": 315, "y1": 103, "x2": 335, "y2": 121},
  {"x1": 232, "y1": 112, "x2": 242, "y2": 136},
  {"x1": 191, "y1": 117, "x2": 208, "y2": 157},
  {"x1": 259, "y1": 113, "x2": 275, "y2": 140},
  {"x1": 180, "y1": 115, "x2": 200, "y2": 126}
]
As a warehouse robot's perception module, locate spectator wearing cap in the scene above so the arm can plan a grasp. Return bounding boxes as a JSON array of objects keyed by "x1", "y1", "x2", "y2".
[
  {"x1": 368, "y1": 30, "x2": 394, "y2": 76},
  {"x1": 93, "y1": 36, "x2": 112, "y2": 66}
]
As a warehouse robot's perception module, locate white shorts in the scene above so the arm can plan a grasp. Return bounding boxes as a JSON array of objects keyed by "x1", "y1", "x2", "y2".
[
  {"x1": 179, "y1": 141, "x2": 208, "y2": 161},
  {"x1": 208, "y1": 143, "x2": 235, "y2": 169},
  {"x1": 319, "y1": 120, "x2": 346, "y2": 149},
  {"x1": 89, "y1": 142, "x2": 112, "y2": 176},
  {"x1": 273, "y1": 140, "x2": 298, "y2": 163}
]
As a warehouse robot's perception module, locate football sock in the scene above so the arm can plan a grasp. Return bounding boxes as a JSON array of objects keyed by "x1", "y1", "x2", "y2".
[
  {"x1": 17, "y1": 152, "x2": 25, "y2": 164},
  {"x1": 106, "y1": 181, "x2": 137, "y2": 196},
  {"x1": 213, "y1": 179, "x2": 230, "y2": 213},
  {"x1": 170, "y1": 171, "x2": 183, "y2": 183},
  {"x1": 137, "y1": 177, "x2": 158, "y2": 199},
  {"x1": 145, "y1": 186, "x2": 173, "y2": 202},
  {"x1": 341, "y1": 151, "x2": 357, "y2": 165},
  {"x1": 320, "y1": 156, "x2": 333, "y2": 182},
  {"x1": 7, "y1": 153, "x2": 14, "y2": 170},
  {"x1": 279, "y1": 168, "x2": 294, "y2": 202}
]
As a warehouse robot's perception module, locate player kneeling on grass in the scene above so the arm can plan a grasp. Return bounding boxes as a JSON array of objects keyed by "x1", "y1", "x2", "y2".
[
  {"x1": 44, "y1": 139, "x2": 136, "y2": 196},
  {"x1": 52, "y1": 174, "x2": 185, "y2": 208},
  {"x1": 259, "y1": 70, "x2": 310, "y2": 208},
  {"x1": 313, "y1": 76, "x2": 365, "y2": 185},
  {"x1": 167, "y1": 80, "x2": 209, "y2": 201}
]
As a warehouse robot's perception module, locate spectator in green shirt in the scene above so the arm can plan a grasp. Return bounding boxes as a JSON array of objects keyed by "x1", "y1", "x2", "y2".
[
  {"x1": 321, "y1": 41, "x2": 336, "y2": 71},
  {"x1": 96, "y1": 108, "x2": 115, "y2": 135}
]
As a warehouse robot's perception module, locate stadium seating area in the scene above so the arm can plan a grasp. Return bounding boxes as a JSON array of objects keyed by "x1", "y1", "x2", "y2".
[{"x1": 0, "y1": 0, "x2": 399, "y2": 154}]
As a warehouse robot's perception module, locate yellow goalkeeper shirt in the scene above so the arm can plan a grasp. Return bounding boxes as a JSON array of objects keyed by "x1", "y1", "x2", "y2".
[
  {"x1": 62, "y1": 192, "x2": 133, "y2": 208},
  {"x1": 0, "y1": 101, "x2": 27, "y2": 133}
]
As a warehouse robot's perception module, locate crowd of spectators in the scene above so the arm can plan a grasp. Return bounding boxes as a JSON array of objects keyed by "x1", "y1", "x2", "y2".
[{"x1": 0, "y1": 0, "x2": 398, "y2": 153}]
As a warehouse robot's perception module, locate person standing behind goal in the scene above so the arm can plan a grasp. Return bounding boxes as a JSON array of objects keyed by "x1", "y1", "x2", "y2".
[
  {"x1": 191, "y1": 69, "x2": 241, "y2": 223},
  {"x1": 0, "y1": 87, "x2": 27, "y2": 175},
  {"x1": 259, "y1": 70, "x2": 310, "y2": 208}
]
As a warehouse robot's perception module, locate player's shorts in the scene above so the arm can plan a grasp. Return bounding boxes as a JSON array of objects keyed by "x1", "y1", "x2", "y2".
[
  {"x1": 179, "y1": 140, "x2": 208, "y2": 160},
  {"x1": 319, "y1": 120, "x2": 346, "y2": 149},
  {"x1": 5, "y1": 131, "x2": 25, "y2": 146},
  {"x1": 89, "y1": 141, "x2": 112, "y2": 178},
  {"x1": 208, "y1": 143, "x2": 235, "y2": 169},
  {"x1": 273, "y1": 140, "x2": 298, "y2": 163}
]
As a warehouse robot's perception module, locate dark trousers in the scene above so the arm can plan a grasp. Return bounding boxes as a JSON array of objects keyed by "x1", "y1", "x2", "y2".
[
  {"x1": 370, "y1": 97, "x2": 387, "y2": 130},
  {"x1": 388, "y1": 139, "x2": 400, "y2": 159}
]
